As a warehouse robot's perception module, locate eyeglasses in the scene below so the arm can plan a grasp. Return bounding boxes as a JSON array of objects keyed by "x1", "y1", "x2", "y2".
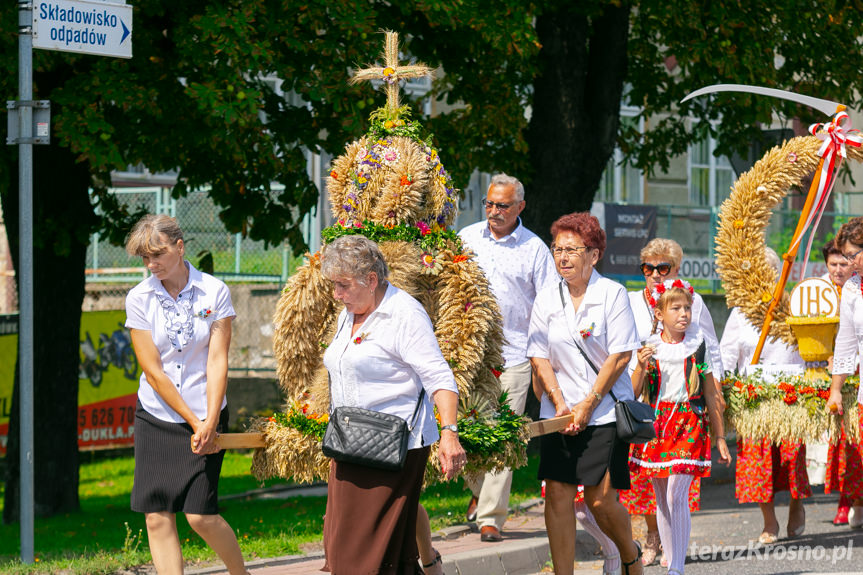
[
  {"x1": 552, "y1": 246, "x2": 591, "y2": 258},
  {"x1": 482, "y1": 198, "x2": 514, "y2": 211},
  {"x1": 640, "y1": 262, "x2": 672, "y2": 276},
  {"x1": 844, "y1": 247, "x2": 863, "y2": 262}
]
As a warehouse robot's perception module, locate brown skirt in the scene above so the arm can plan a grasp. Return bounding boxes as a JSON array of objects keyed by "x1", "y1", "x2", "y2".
[{"x1": 322, "y1": 447, "x2": 430, "y2": 575}]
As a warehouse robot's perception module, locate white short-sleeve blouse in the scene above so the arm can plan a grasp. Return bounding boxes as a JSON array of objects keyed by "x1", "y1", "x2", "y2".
[
  {"x1": 527, "y1": 271, "x2": 640, "y2": 425},
  {"x1": 323, "y1": 283, "x2": 458, "y2": 449},
  {"x1": 125, "y1": 261, "x2": 235, "y2": 423},
  {"x1": 834, "y1": 276, "x2": 863, "y2": 404}
]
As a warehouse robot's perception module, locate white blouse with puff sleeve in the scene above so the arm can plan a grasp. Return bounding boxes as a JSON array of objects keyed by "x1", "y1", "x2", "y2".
[
  {"x1": 527, "y1": 271, "x2": 640, "y2": 425},
  {"x1": 124, "y1": 261, "x2": 235, "y2": 423},
  {"x1": 323, "y1": 283, "x2": 458, "y2": 449}
]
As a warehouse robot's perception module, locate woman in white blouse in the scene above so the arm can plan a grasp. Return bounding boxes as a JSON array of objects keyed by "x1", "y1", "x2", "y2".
[
  {"x1": 320, "y1": 235, "x2": 465, "y2": 574},
  {"x1": 528, "y1": 212, "x2": 644, "y2": 575},
  {"x1": 828, "y1": 218, "x2": 863, "y2": 525},
  {"x1": 124, "y1": 215, "x2": 247, "y2": 575}
]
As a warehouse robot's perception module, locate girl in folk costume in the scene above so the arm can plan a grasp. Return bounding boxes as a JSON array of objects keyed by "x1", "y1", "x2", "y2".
[{"x1": 630, "y1": 279, "x2": 731, "y2": 575}]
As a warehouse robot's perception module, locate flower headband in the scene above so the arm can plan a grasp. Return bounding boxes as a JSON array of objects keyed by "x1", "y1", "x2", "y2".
[{"x1": 647, "y1": 278, "x2": 695, "y2": 308}]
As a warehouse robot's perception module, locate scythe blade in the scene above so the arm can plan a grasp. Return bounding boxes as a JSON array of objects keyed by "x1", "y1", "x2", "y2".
[{"x1": 682, "y1": 83, "x2": 847, "y2": 118}]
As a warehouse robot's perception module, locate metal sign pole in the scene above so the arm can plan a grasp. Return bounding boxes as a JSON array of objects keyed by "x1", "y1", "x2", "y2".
[{"x1": 17, "y1": 0, "x2": 35, "y2": 564}]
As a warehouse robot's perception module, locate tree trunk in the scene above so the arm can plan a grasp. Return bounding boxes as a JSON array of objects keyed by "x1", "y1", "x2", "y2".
[
  {"x1": 523, "y1": 3, "x2": 632, "y2": 242},
  {"x1": 3, "y1": 142, "x2": 94, "y2": 522}
]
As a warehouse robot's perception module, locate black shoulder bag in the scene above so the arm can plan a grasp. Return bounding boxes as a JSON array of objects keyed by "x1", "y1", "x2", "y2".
[
  {"x1": 322, "y1": 390, "x2": 426, "y2": 471},
  {"x1": 321, "y1": 314, "x2": 427, "y2": 471},
  {"x1": 559, "y1": 284, "x2": 656, "y2": 444}
]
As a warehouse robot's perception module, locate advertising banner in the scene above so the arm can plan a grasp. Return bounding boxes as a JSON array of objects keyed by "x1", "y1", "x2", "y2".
[
  {"x1": 0, "y1": 310, "x2": 139, "y2": 456},
  {"x1": 598, "y1": 203, "x2": 658, "y2": 276}
]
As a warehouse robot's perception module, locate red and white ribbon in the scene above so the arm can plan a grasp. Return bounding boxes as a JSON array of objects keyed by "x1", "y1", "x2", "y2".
[{"x1": 791, "y1": 110, "x2": 863, "y2": 280}]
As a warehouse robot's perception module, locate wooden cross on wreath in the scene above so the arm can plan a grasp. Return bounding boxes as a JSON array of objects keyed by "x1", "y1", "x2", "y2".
[{"x1": 350, "y1": 31, "x2": 431, "y2": 114}]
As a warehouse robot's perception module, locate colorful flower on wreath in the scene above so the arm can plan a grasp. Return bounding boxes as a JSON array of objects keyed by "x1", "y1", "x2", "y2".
[
  {"x1": 733, "y1": 219, "x2": 745, "y2": 229},
  {"x1": 787, "y1": 152, "x2": 798, "y2": 163},
  {"x1": 783, "y1": 391, "x2": 798, "y2": 405},
  {"x1": 382, "y1": 66, "x2": 396, "y2": 84},
  {"x1": 382, "y1": 148, "x2": 401, "y2": 165},
  {"x1": 491, "y1": 366, "x2": 504, "y2": 378},
  {"x1": 579, "y1": 322, "x2": 596, "y2": 339},
  {"x1": 384, "y1": 120, "x2": 395, "y2": 129},
  {"x1": 353, "y1": 220, "x2": 363, "y2": 228},
  {"x1": 400, "y1": 174, "x2": 412, "y2": 186},
  {"x1": 453, "y1": 254, "x2": 469, "y2": 264},
  {"x1": 353, "y1": 332, "x2": 369, "y2": 344},
  {"x1": 330, "y1": 170, "x2": 338, "y2": 179},
  {"x1": 778, "y1": 381, "x2": 795, "y2": 394},
  {"x1": 421, "y1": 252, "x2": 444, "y2": 275},
  {"x1": 416, "y1": 221, "x2": 431, "y2": 236}
]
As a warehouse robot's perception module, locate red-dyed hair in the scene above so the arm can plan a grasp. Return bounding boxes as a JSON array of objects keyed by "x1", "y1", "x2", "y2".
[{"x1": 550, "y1": 212, "x2": 606, "y2": 259}]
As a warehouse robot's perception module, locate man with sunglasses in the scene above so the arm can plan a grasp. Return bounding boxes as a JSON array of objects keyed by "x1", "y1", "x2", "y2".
[{"x1": 458, "y1": 173, "x2": 558, "y2": 542}]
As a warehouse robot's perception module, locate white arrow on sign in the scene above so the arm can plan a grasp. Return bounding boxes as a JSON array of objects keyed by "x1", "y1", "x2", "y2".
[{"x1": 32, "y1": 0, "x2": 133, "y2": 59}]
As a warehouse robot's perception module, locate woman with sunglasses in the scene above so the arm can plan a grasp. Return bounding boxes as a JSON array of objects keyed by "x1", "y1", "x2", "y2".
[{"x1": 619, "y1": 238, "x2": 721, "y2": 566}]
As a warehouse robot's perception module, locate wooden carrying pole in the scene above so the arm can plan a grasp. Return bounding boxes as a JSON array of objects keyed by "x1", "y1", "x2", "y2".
[
  {"x1": 212, "y1": 419, "x2": 568, "y2": 450},
  {"x1": 211, "y1": 432, "x2": 267, "y2": 450},
  {"x1": 527, "y1": 414, "x2": 574, "y2": 438}
]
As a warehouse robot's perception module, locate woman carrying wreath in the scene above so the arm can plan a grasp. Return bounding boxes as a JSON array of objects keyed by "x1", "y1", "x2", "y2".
[
  {"x1": 720, "y1": 248, "x2": 808, "y2": 543},
  {"x1": 819, "y1": 238, "x2": 862, "y2": 526},
  {"x1": 619, "y1": 238, "x2": 709, "y2": 567},
  {"x1": 527, "y1": 212, "x2": 644, "y2": 575},
  {"x1": 124, "y1": 215, "x2": 248, "y2": 575},
  {"x1": 319, "y1": 235, "x2": 465, "y2": 574},
  {"x1": 828, "y1": 218, "x2": 863, "y2": 529}
]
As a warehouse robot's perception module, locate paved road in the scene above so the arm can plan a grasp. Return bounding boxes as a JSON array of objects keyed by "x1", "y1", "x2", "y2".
[{"x1": 190, "y1": 440, "x2": 863, "y2": 575}]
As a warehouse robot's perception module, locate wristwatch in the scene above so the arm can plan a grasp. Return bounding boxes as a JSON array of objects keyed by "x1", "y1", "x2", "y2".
[{"x1": 441, "y1": 424, "x2": 459, "y2": 434}]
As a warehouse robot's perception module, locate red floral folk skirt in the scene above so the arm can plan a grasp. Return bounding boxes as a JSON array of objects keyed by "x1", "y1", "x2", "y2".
[
  {"x1": 629, "y1": 401, "x2": 712, "y2": 478},
  {"x1": 825, "y1": 404, "x2": 863, "y2": 500},
  {"x1": 619, "y1": 466, "x2": 701, "y2": 514},
  {"x1": 735, "y1": 437, "x2": 811, "y2": 503}
]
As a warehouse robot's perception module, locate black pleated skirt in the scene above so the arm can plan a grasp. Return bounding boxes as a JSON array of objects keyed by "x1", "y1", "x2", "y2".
[
  {"x1": 131, "y1": 401, "x2": 229, "y2": 514},
  {"x1": 537, "y1": 422, "x2": 631, "y2": 490}
]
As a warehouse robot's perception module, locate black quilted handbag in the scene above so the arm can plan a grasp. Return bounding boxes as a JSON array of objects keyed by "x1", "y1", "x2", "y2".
[
  {"x1": 322, "y1": 390, "x2": 425, "y2": 471},
  {"x1": 608, "y1": 390, "x2": 656, "y2": 444}
]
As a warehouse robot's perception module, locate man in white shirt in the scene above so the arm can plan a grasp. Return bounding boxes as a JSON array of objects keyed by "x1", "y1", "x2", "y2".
[{"x1": 458, "y1": 173, "x2": 558, "y2": 542}]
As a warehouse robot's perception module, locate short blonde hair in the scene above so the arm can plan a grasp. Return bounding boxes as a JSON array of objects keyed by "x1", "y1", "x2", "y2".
[
  {"x1": 321, "y1": 235, "x2": 389, "y2": 287},
  {"x1": 125, "y1": 214, "x2": 184, "y2": 257},
  {"x1": 640, "y1": 238, "x2": 683, "y2": 269}
]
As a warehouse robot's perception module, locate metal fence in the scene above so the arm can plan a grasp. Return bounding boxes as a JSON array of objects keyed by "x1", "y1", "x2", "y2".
[{"x1": 86, "y1": 187, "x2": 310, "y2": 284}]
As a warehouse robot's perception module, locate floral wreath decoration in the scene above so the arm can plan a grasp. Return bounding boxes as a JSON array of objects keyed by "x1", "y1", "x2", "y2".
[
  {"x1": 253, "y1": 34, "x2": 522, "y2": 484},
  {"x1": 646, "y1": 278, "x2": 695, "y2": 309}
]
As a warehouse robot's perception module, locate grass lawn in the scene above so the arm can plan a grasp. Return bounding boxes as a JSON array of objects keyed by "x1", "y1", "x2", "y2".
[{"x1": 0, "y1": 451, "x2": 541, "y2": 574}]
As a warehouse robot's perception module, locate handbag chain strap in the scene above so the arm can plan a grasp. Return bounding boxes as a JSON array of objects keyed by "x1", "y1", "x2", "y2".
[
  {"x1": 328, "y1": 311, "x2": 427, "y2": 430},
  {"x1": 558, "y1": 283, "x2": 620, "y2": 404}
]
